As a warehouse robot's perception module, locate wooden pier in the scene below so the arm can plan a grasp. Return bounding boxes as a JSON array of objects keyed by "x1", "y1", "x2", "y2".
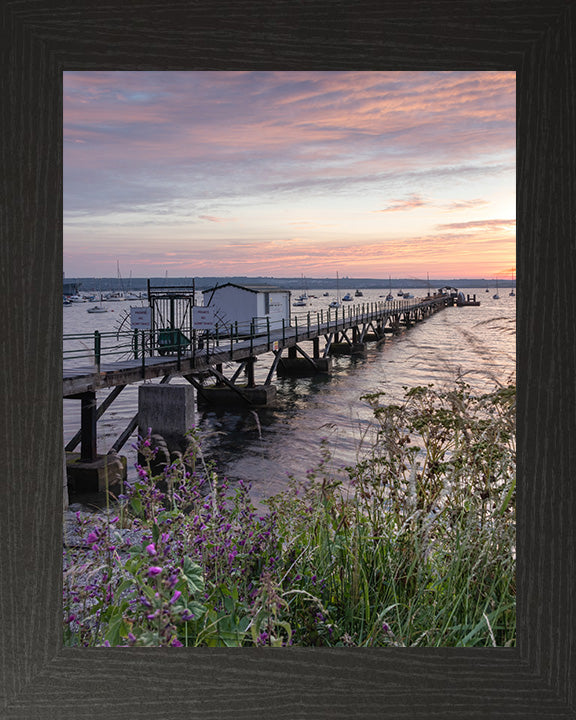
[{"x1": 64, "y1": 294, "x2": 451, "y2": 464}]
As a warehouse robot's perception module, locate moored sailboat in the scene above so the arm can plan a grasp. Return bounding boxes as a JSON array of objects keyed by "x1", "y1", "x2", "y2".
[{"x1": 329, "y1": 272, "x2": 341, "y2": 308}]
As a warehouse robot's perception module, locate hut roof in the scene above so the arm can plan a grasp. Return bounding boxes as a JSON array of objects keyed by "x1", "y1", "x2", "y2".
[{"x1": 202, "y1": 282, "x2": 289, "y2": 294}]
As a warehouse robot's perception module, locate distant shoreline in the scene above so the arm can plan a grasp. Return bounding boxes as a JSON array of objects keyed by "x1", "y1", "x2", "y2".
[{"x1": 64, "y1": 276, "x2": 517, "y2": 292}]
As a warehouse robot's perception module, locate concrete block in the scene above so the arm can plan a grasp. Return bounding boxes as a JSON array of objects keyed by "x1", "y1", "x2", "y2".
[
  {"x1": 138, "y1": 384, "x2": 196, "y2": 448},
  {"x1": 329, "y1": 342, "x2": 366, "y2": 355},
  {"x1": 66, "y1": 452, "x2": 127, "y2": 493},
  {"x1": 198, "y1": 384, "x2": 277, "y2": 406},
  {"x1": 277, "y1": 357, "x2": 332, "y2": 376}
]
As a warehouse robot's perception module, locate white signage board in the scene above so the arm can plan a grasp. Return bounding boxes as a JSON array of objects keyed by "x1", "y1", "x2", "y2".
[
  {"x1": 130, "y1": 306, "x2": 152, "y2": 330},
  {"x1": 193, "y1": 306, "x2": 217, "y2": 331}
]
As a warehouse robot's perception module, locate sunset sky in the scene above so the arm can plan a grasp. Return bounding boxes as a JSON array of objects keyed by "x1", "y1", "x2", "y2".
[{"x1": 63, "y1": 71, "x2": 516, "y2": 280}]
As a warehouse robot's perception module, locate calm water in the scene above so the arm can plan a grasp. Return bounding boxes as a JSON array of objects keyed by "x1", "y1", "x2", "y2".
[{"x1": 64, "y1": 288, "x2": 516, "y2": 504}]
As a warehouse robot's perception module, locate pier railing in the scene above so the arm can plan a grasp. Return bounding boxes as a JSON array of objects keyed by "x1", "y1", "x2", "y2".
[{"x1": 63, "y1": 296, "x2": 447, "y2": 373}]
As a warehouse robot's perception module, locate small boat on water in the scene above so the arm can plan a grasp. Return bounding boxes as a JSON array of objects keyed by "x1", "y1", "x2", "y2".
[
  {"x1": 342, "y1": 293, "x2": 353, "y2": 302},
  {"x1": 323, "y1": 292, "x2": 329, "y2": 297},
  {"x1": 493, "y1": 280, "x2": 500, "y2": 300},
  {"x1": 87, "y1": 293, "x2": 108, "y2": 313},
  {"x1": 329, "y1": 271, "x2": 342, "y2": 308},
  {"x1": 69, "y1": 294, "x2": 87, "y2": 303},
  {"x1": 384, "y1": 276, "x2": 394, "y2": 301},
  {"x1": 292, "y1": 299, "x2": 307, "y2": 307},
  {"x1": 106, "y1": 291, "x2": 125, "y2": 302},
  {"x1": 397, "y1": 290, "x2": 404, "y2": 296},
  {"x1": 403, "y1": 292, "x2": 414, "y2": 299},
  {"x1": 354, "y1": 289, "x2": 363, "y2": 297}
]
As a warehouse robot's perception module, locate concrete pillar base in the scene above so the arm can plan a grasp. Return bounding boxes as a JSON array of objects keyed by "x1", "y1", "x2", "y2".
[
  {"x1": 199, "y1": 384, "x2": 277, "y2": 406},
  {"x1": 277, "y1": 357, "x2": 332, "y2": 376},
  {"x1": 329, "y1": 342, "x2": 366, "y2": 355},
  {"x1": 66, "y1": 452, "x2": 127, "y2": 494},
  {"x1": 364, "y1": 334, "x2": 386, "y2": 347}
]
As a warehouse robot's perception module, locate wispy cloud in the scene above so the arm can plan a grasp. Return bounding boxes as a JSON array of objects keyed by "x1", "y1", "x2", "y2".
[
  {"x1": 442, "y1": 198, "x2": 490, "y2": 211},
  {"x1": 375, "y1": 194, "x2": 428, "y2": 213},
  {"x1": 435, "y1": 219, "x2": 516, "y2": 231},
  {"x1": 198, "y1": 215, "x2": 235, "y2": 223}
]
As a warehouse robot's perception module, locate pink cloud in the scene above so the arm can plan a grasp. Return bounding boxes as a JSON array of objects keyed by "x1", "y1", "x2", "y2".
[
  {"x1": 198, "y1": 215, "x2": 234, "y2": 223},
  {"x1": 375, "y1": 194, "x2": 428, "y2": 213},
  {"x1": 435, "y1": 219, "x2": 516, "y2": 231}
]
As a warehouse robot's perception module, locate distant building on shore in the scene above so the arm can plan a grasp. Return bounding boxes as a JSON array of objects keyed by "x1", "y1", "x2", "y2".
[{"x1": 63, "y1": 281, "x2": 81, "y2": 296}]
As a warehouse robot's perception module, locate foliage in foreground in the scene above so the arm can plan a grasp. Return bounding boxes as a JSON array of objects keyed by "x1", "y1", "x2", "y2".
[{"x1": 63, "y1": 382, "x2": 516, "y2": 647}]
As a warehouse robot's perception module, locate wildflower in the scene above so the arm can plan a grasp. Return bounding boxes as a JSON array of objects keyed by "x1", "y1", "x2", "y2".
[
  {"x1": 145, "y1": 543, "x2": 157, "y2": 556},
  {"x1": 169, "y1": 590, "x2": 182, "y2": 605},
  {"x1": 148, "y1": 566, "x2": 162, "y2": 577}
]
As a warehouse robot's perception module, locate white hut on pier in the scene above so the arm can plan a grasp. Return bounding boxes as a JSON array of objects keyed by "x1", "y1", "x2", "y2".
[{"x1": 201, "y1": 283, "x2": 291, "y2": 334}]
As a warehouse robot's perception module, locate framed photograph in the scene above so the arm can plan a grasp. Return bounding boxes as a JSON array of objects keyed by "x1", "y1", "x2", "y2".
[{"x1": 1, "y1": 2, "x2": 574, "y2": 717}]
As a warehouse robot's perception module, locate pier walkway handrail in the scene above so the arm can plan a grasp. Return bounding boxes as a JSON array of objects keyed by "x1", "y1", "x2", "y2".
[{"x1": 63, "y1": 295, "x2": 449, "y2": 397}]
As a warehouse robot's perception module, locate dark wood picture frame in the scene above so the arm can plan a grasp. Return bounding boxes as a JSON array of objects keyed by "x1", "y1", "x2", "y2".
[{"x1": 1, "y1": 1, "x2": 574, "y2": 717}]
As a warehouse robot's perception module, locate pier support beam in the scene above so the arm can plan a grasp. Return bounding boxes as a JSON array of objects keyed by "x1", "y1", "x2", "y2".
[
  {"x1": 245, "y1": 357, "x2": 256, "y2": 388},
  {"x1": 312, "y1": 337, "x2": 320, "y2": 358},
  {"x1": 80, "y1": 391, "x2": 97, "y2": 462}
]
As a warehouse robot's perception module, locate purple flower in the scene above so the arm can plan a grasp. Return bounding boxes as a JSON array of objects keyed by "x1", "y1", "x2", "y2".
[
  {"x1": 170, "y1": 590, "x2": 182, "y2": 605},
  {"x1": 87, "y1": 531, "x2": 99, "y2": 544},
  {"x1": 145, "y1": 543, "x2": 157, "y2": 556},
  {"x1": 148, "y1": 566, "x2": 162, "y2": 577}
]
